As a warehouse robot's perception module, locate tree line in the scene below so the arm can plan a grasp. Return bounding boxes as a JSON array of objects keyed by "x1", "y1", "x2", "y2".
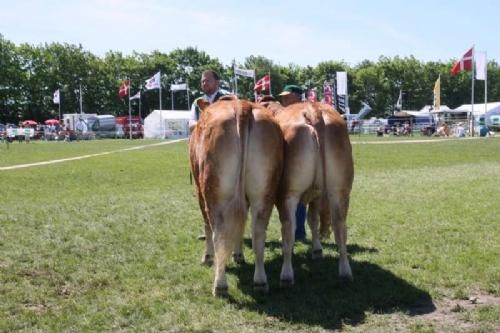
[{"x1": 1, "y1": 33, "x2": 499, "y2": 124}]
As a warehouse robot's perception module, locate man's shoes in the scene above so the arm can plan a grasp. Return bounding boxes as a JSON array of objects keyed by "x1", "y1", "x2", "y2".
[{"x1": 197, "y1": 234, "x2": 206, "y2": 241}]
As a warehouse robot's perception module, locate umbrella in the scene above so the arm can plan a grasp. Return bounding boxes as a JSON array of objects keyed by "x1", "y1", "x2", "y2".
[
  {"x1": 22, "y1": 120, "x2": 37, "y2": 126},
  {"x1": 44, "y1": 119, "x2": 60, "y2": 125}
]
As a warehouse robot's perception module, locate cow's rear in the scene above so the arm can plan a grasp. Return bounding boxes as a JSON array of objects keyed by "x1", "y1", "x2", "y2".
[
  {"x1": 189, "y1": 99, "x2": 283, "y2": 296},
  {"x1": 274, "y1": 102, "x2": 354, "y2": 286}
]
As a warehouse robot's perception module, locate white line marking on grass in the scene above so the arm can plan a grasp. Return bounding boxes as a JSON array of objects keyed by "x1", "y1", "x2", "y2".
[
  {"x1": 352, "y1": 137, "x2": 481, "y2": 144},
  {"x1": 0, "y1": 139, "x2": 186, "y2": 171}
]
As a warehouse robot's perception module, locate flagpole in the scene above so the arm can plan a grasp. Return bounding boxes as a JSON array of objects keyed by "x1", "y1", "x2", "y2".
[
  {"x1": 485, "y1": 51, "x2": 488, "y2": 116},
  {"x1": 471, "y1": 46, "x2": 475, "y2": 137},
  {"x1": 254, "y1": 73, "x2": 257, "y2": 101},
  {"x1": 438, "y1": 75, "x2": 440, "y2": 112},
  {"x1": 187, "y1": 82, "x2": 190, "y2": 110},
  {"x1": 128, "y1": 78, "x2": 132, "y2": 140},
  {"x1": 159, "y1": 71, "x2": 163, "y2": 110},
  {"x1": 235, "y1": 74, "x2": 238, "y2": 97},
  {"x1": 79, "y1": 83, "x2": 83, "y2": 117},
  {"x1": 159, "y1": 71, "x2": 163, "y2": 139},
  {"x1": 268, "y1": 71, "x2": 272, "y2": 96},
  {"x1": 345, "y1": 73, "x2": 350, "y2": 118},
  {"x1": 58, "y1": 90, "x2": 61, "y2": 121},
  {"x1": 171, "y1": 85, "x2": 174, "y2": 110},
  {"x1": 139, "y1": 95, "x2": 142, "y2": 120}
]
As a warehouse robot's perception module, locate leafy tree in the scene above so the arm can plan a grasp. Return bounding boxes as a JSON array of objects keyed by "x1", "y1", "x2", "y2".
[{"x1": 1, "y1": 34, "x2": 500, "y2": 124}]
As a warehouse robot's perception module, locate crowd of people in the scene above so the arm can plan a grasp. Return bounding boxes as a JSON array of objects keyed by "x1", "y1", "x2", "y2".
[{"x1": 1, "y1": 119, "x2": 81, "y2": 143}]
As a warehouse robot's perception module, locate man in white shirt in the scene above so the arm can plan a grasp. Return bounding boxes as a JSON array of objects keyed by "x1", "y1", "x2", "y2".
[{"x1": 456, "y1": 122, "x2": 466, "y2": 137}]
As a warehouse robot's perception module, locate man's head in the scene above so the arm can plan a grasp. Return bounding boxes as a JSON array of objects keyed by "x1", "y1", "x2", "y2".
[
  {"x1": 201, "y1": 70, "x2": 219, "y2": 96},
  {"x1": 279, "y1": 85, "x2": 304, "y2": 106}
]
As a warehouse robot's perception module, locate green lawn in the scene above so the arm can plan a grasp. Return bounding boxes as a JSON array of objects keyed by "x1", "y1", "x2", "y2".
[{"x1": 1, "y1": 137, "x2": 499, "y2": 332}]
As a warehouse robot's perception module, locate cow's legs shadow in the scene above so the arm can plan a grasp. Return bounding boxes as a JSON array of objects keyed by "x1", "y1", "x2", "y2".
[{"x1": 225, "y1": 239, "x2": 435, "y2": 330}]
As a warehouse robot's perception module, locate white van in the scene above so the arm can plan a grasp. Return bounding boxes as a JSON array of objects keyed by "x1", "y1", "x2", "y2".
[{"x1": 87, "y1": 115, "x2": 116, "y2": 138}]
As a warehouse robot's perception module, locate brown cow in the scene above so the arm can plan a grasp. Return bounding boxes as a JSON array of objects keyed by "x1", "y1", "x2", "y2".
[
  {"x1": 189, "y1": 98, "x2": 283, "y2": 296},
  {"x1": 272, "y1": 101, "x2": 354, "y2": 286}
]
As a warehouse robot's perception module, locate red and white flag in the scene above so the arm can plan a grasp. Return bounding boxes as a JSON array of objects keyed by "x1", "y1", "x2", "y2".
[
  {"x1": 119, "y1": 80, "x2": 129, "y2": 97},
  {"x1": 254, "y1": 74, "x2": 270, "y2": 92},
  {"x1": 451, "y1": 47, "x2": 473, "y2": 76}
]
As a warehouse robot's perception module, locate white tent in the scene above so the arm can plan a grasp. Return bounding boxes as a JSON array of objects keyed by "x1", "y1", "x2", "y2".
[
  {"x1": 144, "y1": 110, "x2": 191, "y2": 139},
  {"x1": 453, "y1": 102, "x2": 500, "y2": 116}
]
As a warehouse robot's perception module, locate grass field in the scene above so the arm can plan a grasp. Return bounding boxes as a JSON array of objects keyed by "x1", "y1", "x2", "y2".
[{"x1": 1, "y1": 137, "x2": 499, "y2": 332}]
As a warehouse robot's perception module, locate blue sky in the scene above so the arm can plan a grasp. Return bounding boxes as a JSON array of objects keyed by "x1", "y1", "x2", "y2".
[{"x1": 1, "y1": 0, "x2": 498, "y2": 67}]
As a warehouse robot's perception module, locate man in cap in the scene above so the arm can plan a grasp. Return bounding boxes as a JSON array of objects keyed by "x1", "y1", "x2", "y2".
[
  {"x1": 279, "y1": 84, "x2": 304, "y2": 107},
  {"x1": 279, "y1": 84, "x2": 307, "y2": 241}
]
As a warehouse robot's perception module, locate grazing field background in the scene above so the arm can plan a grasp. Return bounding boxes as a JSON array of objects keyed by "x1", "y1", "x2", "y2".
[{"x1": 1, "y1": 137, "x2": 499, "y2": 332}]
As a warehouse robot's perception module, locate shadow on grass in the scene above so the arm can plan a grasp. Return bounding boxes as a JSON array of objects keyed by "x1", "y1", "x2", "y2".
[
  {"x1": 243, "y1": 238, "x2": 379, "y2": 255},
  {"x1": 226, "y1": 243, "x2": 434, "y2": 330}
]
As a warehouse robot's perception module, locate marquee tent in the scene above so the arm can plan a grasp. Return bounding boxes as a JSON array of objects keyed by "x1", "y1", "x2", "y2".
[{"x1": 144, "y1": 110, "x2": 191, "y2": 139}]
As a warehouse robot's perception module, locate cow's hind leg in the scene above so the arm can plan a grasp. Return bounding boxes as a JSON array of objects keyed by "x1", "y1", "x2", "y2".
[
  {"x1": 195, "y1": 189, "x2": 214, "y2": 265},
  {"x1": 232, "y1": 201, "x2": 248, "y2": 264},
  {"x1": 250, "y1": 203, "x2": 273, "y2": 293},
  {"x1": 202, "y1": 223, "x2": 214, "y2": 265},
  {"x1": 330, "y1": 189, "x2": 353, "y2": 282},
  {"x1": 279, "y1": 196, "x2": 299, "y2": 287},
  {"x1": 307, "y1": 198, "x2": 323, "y2": 259},
  {"x1": 212, "y1": 205, "x2": 246, "y2": 297}
]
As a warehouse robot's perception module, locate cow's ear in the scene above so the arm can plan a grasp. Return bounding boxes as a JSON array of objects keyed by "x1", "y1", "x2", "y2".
[{"x1": 197, "y1": 99, "x2": 210, "y2": 111}]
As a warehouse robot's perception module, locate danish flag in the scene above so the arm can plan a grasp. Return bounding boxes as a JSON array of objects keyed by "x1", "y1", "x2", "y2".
[
  {"x1": 254, "y1": 75, "x2": 271, "y2": 92},
  {"x1": 451, "y1": 47, "x2": 473, "y2": 76},
  {"x1": 119, "y1": 80, "x2": 129, "y2": 97}
]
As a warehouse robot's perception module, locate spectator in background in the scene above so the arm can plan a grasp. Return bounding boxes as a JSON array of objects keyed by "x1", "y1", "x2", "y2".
[
  {"x1": 479, "y1": 124, "x2": 489, "y2": 137},
  {"x1": 189, "y1": 70, "x2": 228, "y2": 132},
  {"x1": 403, "y1": 121, "x2": 411, "y2": 135},
  {"x1": 456, "y1": 122, "x2": 466, "y2": 137},
  {"x1": 436, "y1": 123, "x2": 449, "y2": 137}
]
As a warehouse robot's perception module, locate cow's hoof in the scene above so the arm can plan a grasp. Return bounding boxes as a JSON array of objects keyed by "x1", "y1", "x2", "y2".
[
  {"x1": 280, "y1": 279, "x2": 294, "y2": 288},
  {"x1": 253, "y1": 282, "x2": 269, "y2": 294},
  {"x1": 232, "y1": 253, "x2": 245, "y2": 264},
  {"x1": 311, "y1": 249, "x2": 323, "y2": 259},
  {"x1": 213, "y1": 286, "x2": 228, "y2": 297},
  {"x1": 201, "y1": 254, "x2": 214, "y2": 266}
]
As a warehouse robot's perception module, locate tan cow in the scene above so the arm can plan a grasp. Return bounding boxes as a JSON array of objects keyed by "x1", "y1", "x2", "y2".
[
  {"x1": 271, "y1": 101, "x2": 354, "y2": 286},
  {"x1": 189, "y1": 98, "x2": 283, "y2": 296}
]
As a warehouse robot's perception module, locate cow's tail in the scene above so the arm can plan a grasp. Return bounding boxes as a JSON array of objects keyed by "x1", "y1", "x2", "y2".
[
  {"x1": 238, "y1": 100, "x2": 251, "y2": 206},
  {"x1": 221, "y1": 99, "x2": 250, "y2": 247},
  {"x1": 317, "y1": 108, "x2": 333, "y2": 239}
]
